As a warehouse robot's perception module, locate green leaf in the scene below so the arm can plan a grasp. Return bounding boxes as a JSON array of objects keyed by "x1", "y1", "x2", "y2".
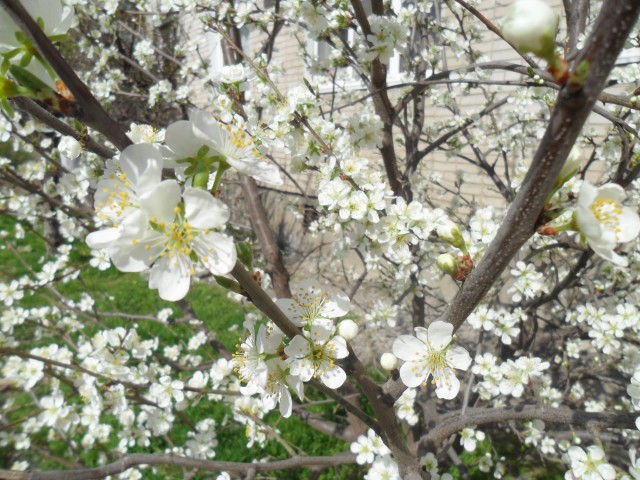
[
  {"x1": 213, "y1": 275, "x2": 242, "y2": 294},
  {"x1": 236, "y1": 242, "x2": 254, "y2": 271}
]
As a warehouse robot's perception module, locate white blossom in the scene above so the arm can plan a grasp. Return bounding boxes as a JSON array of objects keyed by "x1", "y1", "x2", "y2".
[
  {"x1": 393, "y1": 321, "x2": 471, "y2": 399},
  {"x1": 575, "y1": 181, "x2": 640, "y2": 267},
  {"x1": 284, "y1": 324, "x2": 348, "y2": 389},
  {"x1": 502, "y1": 0, "x2": 559, "y2": 57}
]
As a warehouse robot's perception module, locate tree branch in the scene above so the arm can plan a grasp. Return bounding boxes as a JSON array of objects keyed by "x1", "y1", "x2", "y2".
[
  {"x1": 382, "y1": 0, "x2": 640, "y2": 404},
  {"x1": 350, "y1": 0, "x2": 406, "y2": 200},
  {"x1": 10, "y1": 97, "x2": 114, "y2": 158},
  {"x1": 439, "y1": 0, "x2": 640, "y2": 332},
  {"x1": 218, "y1": 19, "x2": 292, "y2": 298},
  {"x1": 0, "y1": 453, "x2": 357, "y2": 480},
  {"x1": 0, "y1": 0, "x2": 131, "y2": 150},
  {"x1": 423, "y1": 406, "x2": 638, "y2": 449}
]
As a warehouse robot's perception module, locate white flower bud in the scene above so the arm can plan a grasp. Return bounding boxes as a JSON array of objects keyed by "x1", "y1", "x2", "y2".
[
  {"x1": 58, "y1": 136, "x2": 82, "y2": 160},
  {"x1": 437, "y1": 253, "x2": 458, "y2": 277},
  {"x1": 218, "y1": 64, "x2": 247, "y2": 84},
  {"x1": 556, "y1": 145, "x2": 582, "y2": 186},
  {"x1": 502, "y1": 0, "x2": 559, "y2": 59},
  {"x1": 436, "y1": 221, "x2": 466, "y2": 251},
  {"x1": 380, "y1": 353, "x2": 398, "y2": 371},
  {"x1": 337, "y1": 319, "x2": 359, "y2": 341}
]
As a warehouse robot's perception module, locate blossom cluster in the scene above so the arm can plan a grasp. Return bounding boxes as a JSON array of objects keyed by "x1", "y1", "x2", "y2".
[
  {"x1": 86, "y1": 109, "x2": 282, "y2": 301},
  {"x1": 364, "y1": 15, "x2": 408, "y2": 64},
  {"x1": 472, "y1": 353, "x2": 550, "y2": 401},
  {"x1": 1, "y1": 0, "x2": 640, "y2": 478},
  {"x1": 233, "y1": 279, "x2": 352, "y2": 416}
]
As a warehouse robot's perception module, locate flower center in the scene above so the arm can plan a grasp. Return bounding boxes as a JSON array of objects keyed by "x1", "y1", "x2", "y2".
[
  {"x1": 294, "y1": 290, "x2": 327, "y2": 324},
  {"x1": 310, "y1": 343, "x2": 336, "y2": 376},
  {"x1": 591, "y1": 197, "x2": 623, "y2": 237},
  {"x1": 426, "y1": 350, "x2": 448, "y2": 373},
  {"x1": 164, "y1": 219, "x2": 194, "y2": 257},
  {"x1": 96, "y1": 172, "x2": 133, "y2": 221},
  {"x1": 146, "y1": 207, "x2": 194, "y2": 259}
]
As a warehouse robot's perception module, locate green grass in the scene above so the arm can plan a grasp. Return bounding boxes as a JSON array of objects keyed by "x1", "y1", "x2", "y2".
[
  {"x1": 1, "y1": 215, "x2": 562, "y2": 479},
  {"x1": 0, "y1": 215, "x2": 365, "y2": 479}
]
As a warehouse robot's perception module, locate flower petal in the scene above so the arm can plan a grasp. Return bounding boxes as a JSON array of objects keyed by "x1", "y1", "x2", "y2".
[
  {"x1": 226, "y1": 157, "x2": 283, "y2": 185},
  {"x1": 320, "y1": 365, "x2": 346, "y2": 389},
  {"x1": 399, "y1": 361, "x2": 426, "y2": 388},
  {"x1": 190, "y1": 109, "x2": 225, "y2": 152},
  {"x1": 149, "y1": 254, "x2": 191, "y2": 301},
  {"x1": 119, "y1": 144, "x2": 163, "y2": 196},
  {"x1": 139, "y1": 180, "x2": 181, "y2": 225},
  {"x1": 275, "y1": 298, "x2": 306, "y2": 326},
  {"x1": 164, "y1": 120, "x2": 199, "y2": 159},
  {"x1": 414, "y1": 326, "x2": 429, "y2": 344},
  {"x1": 86, "y1": 227, "x2": 120, "y2": 249},
  {"x1": 426, "y1": 321, "x2": 453, "y2": 351},
  {"x1": 393, "y1": 335, "x2": 427, "y2": 361},
  {"x1": 617, "y1": 206, "x2": 640, "y2": 242},
  {"x1": 434, "y1": 369, "x2": 460, "y2": 399},
  {"x1": 446, "y1": 346, "x2": 472, "y2": 371},
  {"x1": 279, "y1": 388, "x2": 293, "y2": 417},
  {"x1": 309, "y1": 323, "x2": 333, "y2": 344},
  {"x1": 575, "y1": 204, "x2": 602, "y2": 239},
  {"x1": 108, "y1": 211, "x2": 159, "y2": 272},
  {"x1": 183, "y1": 187, "x2": 230, "y2": 229},
  {"x1": 577, "y1": 181, "x2": 598, "y2": 207},
  {"x1": 322, "y1": 289, "x2": 351, "y2": 318},
  {"x1": 284, "y1": 335, "x2": 310, "y2": 359},
  {"x1": 328, "y1": 335, "x2": 348, "y2": 359},
  {"x1": 589, "y1": 238, "x2": 628, "y2": 267},
  {"x1": 193, "y1": 232, "x2": 236, "y2": 275},
  {"x1": 287, "y1": 375, "x2": 304, "y2": 401},
  {"x1": 596, "y1": 183, "x2": 626, "y2": 203},
  {"x1": 596, "y1": 464, "x2": 616, "y2": 480}
]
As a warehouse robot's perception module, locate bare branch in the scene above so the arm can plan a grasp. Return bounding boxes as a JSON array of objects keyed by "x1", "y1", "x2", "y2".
[
  {"x1": 10, "y1": 97, "x2": 115, "y2": 158},
  {"x1": 423, "y1": 406, "x2": 638, "y2": 448},
  {"x1": 0, "y1": 453, "x2": 357, "y2": 480},
  {"x1": 452, "y1": 0, "x2": 538, "y2": 70}
]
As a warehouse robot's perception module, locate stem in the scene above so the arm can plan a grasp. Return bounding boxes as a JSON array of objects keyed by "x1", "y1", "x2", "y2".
[{"x1": 0, "y1": 0, "x2": 131, "y2": 150}]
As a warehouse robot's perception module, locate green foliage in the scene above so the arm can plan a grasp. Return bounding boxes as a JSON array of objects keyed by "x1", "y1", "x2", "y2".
[{"x1": 0, "y1": 215, "x2": 362, "y2": 479}]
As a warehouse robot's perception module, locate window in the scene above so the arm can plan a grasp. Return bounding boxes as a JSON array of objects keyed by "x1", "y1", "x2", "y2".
[
  {"x1": 313, "y1": 0, "x2": 438, "y2": 89},
  {"x1": 209, "y1": 26, "x2": 250, "y2": 75}
]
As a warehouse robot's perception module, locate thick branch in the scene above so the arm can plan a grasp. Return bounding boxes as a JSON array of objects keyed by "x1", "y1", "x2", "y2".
[
  {"x1": 424, "y1": 406, "x2": 638, "y2": 448},
  {"x1": 0, "y1": 0, "x2": 131, "y2": 150},
  {"x1": 382, "y1": 0, "x2": 640, "y2": 403},
  {"x1": 10, "y1": 97, "x2": 114, "y2": 158},
  {"x1": 294, "y1": 407, "x2": 360, "y2": 442},
  {"x1": 350, "y1": 0, "x2": 406, "y2": 199},
  {"x1": 0, "y1": 453, "x2": 357, "y2": 480},
  {"x1": 439, "y1": 0, "x2": 640, "y2": 332},
  {"x1": 239, "y1": 176, "x2": 292, "y2": 297}
]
